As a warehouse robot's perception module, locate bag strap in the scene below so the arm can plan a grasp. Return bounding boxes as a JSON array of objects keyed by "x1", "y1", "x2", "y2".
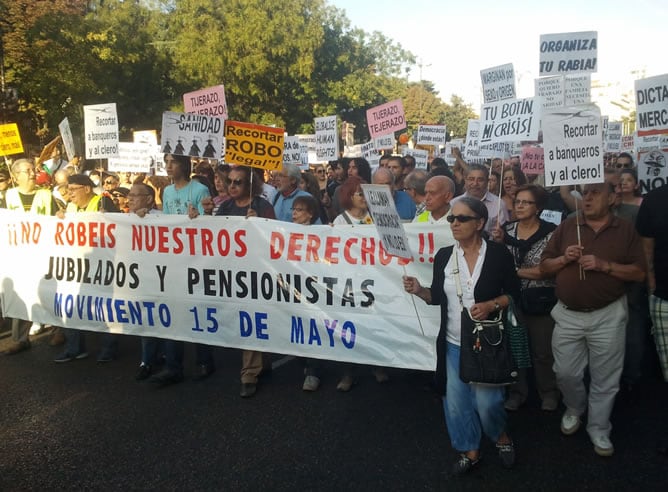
[{"x1": 452, "y1": 247, "x2": 465, "y2": 310}]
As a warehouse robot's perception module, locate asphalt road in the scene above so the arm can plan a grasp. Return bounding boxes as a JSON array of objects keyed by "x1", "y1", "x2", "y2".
[{"x1": 1, "y1": 328, "x2": 666, "y2": 491}]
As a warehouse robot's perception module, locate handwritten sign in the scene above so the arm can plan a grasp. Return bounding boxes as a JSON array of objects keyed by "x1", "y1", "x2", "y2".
[
  {"x1": 480, "y1": 63, "x2": 516, "y2": 103},
  {"x1": 416, "y1": 125, "x2": 447, "y2": 146},
  {"x1": 183, "y1": 85, "x2": 228, "y2": 119},
  {"x1": 480, "y1": 98, "x2": 538, "y2": 144},
  {"x1": 362, "y1": 184, "x2": 412, "y2": 259},
  {"x1": 539, "y1": 31, "x2": 598, "y2": 76},
  {"x1": 635, "y1": 73, "x2": 668, "y2": 137},
  {"x1": 521, "y1": 146, "x2": 544, "y2": 176},
  {"x1": 366, "y1": 99, "x2": 406, "y2": 139},
  {"x1": 315, "y1": 115, "x2": 338, "y2": 162},
  {"x1": 0, "y1": 123, "x2": 24, "y2": 156},
  {"x1": 223, "y1": 120, "x2": 284, "y2": 170},
  {"x1": 84, "y1": 103, "x2": 119, "y2": 159}
]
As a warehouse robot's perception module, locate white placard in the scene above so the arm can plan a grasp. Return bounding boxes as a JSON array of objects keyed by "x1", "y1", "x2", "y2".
[
  {"x1": 107, "y1": 142, "x2": 154, "y2": 173},
  {"x1": 361, "y1": 141, "x2": 378, "y2": 159},
  {"x1": 480, "y1": 97, "x2": 539, "y2": 144},
  {"x1": 604, "y1": 122, "x2": 623, "y2": 152},
  {"x1": 542, "y1": 104, "x2": 604, "y2": 186},
  {"x1": 84, "y1": 103, "x2": 119, "y2": 159},
  {"x1": 283, "y1": 136, "x2": 303, "y2": 167},
  {"x1": 536, "y1": 76, "x2": 565, "y2": 111},
  {"x1": 416, "y1": 125, "x2": 447, "y2": 146},
  {"x1": 58, "y1": 117, "x2": 76, "y2": 162},
  {"x1": 565, "y1": 74, "x2": 591, "y2": 106},
  {"x1": 637, "y1": 149, "x2": 668, "y2": 194},
  {"x1": 635, "y1": 74, "x2": 668, "y2": 137},
  {"x1": 374, "y1": 134, "x2": 395, "y2": 151},
  {"x1": 464, "y1": 119, "x2": 480, "y2": 159},
  {"x1": 361, "y1": 184, "x2": 412, "y2": 259},
  {"x1": 480, "y1": 63, "x2": 516, "y2": 103},
  {"x1": 403, "y1": 148, "x2": 429, "y2": 169},
  {"x1": 160, "y1": 111, "x2": 225, "y2": 159},
  {"x1": 315, "y1": 115, "x2": 338, "y2": 162},
  {"x1": 539, "y1": 31, "x2": 598, "y2": 76}
]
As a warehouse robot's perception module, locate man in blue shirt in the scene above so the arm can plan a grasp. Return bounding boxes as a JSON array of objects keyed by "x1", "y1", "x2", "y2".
[{"x1": 272, "y1": 163, "x2": 313, "y2": 222}]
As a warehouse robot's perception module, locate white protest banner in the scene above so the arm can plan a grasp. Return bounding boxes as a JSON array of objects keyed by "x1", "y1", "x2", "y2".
[
  {"x1": 366, "y1": 99, "x2": 406, "y2": 139},
  {"x1": 161, "y1": 111, "x2": 225, "y2": 159},
  {"x1": 224, "y1": 121, "x2": 284, "y2": 171},
  {"x1": 374, "y1": 134, "x2": 395, "y2": 151},
  {"x1": 416, "y1": 125, "x2": 447, "y2": 146},
  {"x1": 565, "y1": 74, "x2": 591, "y2": 106},
  {"x1": 58, "y1": 117, "x2": 76, "y2": 161},
  {"x1": 604, "y1": 122, "x2": 623, "y2": 152},
  {"x1": 542, "y1": 103, "x2": 604, "y2": 186},
  {"x1": 480, "y1": 63, "x2": 516, "y2": 103},
  {"x1": 539, "y1": 31, "x2": 598, "y2": 76},
  {"x1": 107, "y1": 142, "x2": 154, "y2": 173},
  {"x1": 362, "y1": 184, "x2": 412, "y2": 260},
  {"x1": 315, "y1": 115, "x2": 338, "y2": 162},
  {"x1": 521, "y1": 146, "x2": 544, "y2": 176},
  {"x1": 361, "y1": 140, "x2": 378, "y2": 159},
  {"x1": 637, "y1": 149, "x2": 668, "y2": 194},
  {"x1": 403, "y1": 148, "x2": 429, "y2": 169},
  {"x1": 635, "y1": 132, "x2": 668, "y2": 152},
  {"x1": 0, "y1": 212, "x2": 451, "y2": 370},
  {"x1": 635, "y1": 74, "x2": 668, "y2": 137},
  {"x1": 283, "y1": 136, "x2": 303, "y2": 166},
  {"x1": 536, "y1": 76, "x2": 565, "y2": 111},
  {"x1": 84, "y1": 103, "x2": 119, "y2": 159},
  {"x1": 183, "y1": 85, "x2": 228, "y2": 119},
  {"x1": 480, "y1": 97, "x2": 538, "y2": 144}
]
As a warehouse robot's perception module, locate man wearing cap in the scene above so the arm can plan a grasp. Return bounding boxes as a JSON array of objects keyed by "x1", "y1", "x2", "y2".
[{"x1": 53, "y1": 173, "x2": 120, "y2": 363}]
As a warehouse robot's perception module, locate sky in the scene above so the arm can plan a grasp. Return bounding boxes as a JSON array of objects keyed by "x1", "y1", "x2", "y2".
[{"x1": 330, "y1": 0, "x2": 667, "y2": 117}]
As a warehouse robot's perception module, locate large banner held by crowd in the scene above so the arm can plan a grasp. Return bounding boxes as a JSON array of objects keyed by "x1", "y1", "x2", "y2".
[{"x1": 0, "y1": 212, "x2": 451, "y2": 370}]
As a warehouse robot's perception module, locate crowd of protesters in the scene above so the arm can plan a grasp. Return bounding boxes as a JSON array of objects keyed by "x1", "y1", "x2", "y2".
[{"x1": 1, "y1": 146, "x2": 667, "y2": 474}]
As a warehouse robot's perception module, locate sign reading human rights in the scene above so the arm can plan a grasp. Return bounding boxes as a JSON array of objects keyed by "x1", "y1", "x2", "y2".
[
  {"x1": 0, "y1": 212, "x2": 450, "y2": 370},
  {"x1": 224, "y1": 121, "x2": 284, "y2": 170},
  {"x1": 161, "y1": 111, "x2": 225, "y2": 159},
  {"x1": 183, "y1": 84, "x2": 228, "y2": 119},
  {"x1": 480, "y1": 97, "x2": 538, "y2": 144},
  {"x1": 84, "y1": 103, "x2": 119, "y2": 159},
  {"x1": 416, "y1": 125, "x2": 447, "y2": 146},
  {"x1": 366, "y1": 99, "x2": 406, "y2": 139},
  {"x1": 314, "y1": 115, "x2": 338, "y2": 161},
  {"x1": 635, "y1": 73, "x2": 668, "y2": 137},
  {"x1": 58, "y1": 118, "x2": 76, "y2": 161},
  {"x1": 108, "y1": 142, "x2": 154, "y2": 173},
  {"x1": 539, "y1": 31, "x2": 598, "y2": 76},
  {"x1": 480, "y1": 63, "x2": 516, "y2": 103},
  {"x1": 542, "y1": 103, "x2": 604, "y2": 186},
  {"x1": 0, "y1": 123, "x2": 24, "y2": 156}
]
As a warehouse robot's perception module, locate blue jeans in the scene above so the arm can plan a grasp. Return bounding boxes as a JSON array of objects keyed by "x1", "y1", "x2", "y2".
[
  {"x1": 163, "y1": 341, "x2": 214, "y2": 375},
  {"x1": 64, "y1": 328, "x2": 117, "y2": 358},
  {"x1": 444, "y1": 342, "x2": 507, "y2": 452},
  {"x1": 141, "y1": 337, "x2": 161, "y2": 366}
]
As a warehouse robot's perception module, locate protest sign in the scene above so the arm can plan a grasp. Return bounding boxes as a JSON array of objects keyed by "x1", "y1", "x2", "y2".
[
  {"x1": 183, "y1": 85, "x2": 228, "y2": 119},
  {"x1": 362, "y1": 184, "x2": 413, "y2": 260},
  {"x1": 366, "y1": 99, "x2": 406, "y2": 139},
  {"x1": 539, "y1": 31, "x2": 598, "y2": 76},
  {"x1": 403, "y1": 148, "x2": 429, "y2": 169},
  {"x1": 542, "y1": 103, "x2": 604, "y2": 186},
  {"x1": 374, "y1": 134, "x2": 395, "y2": 151},
  {"x1": 565, "y1": 74, "x2": 591, "y2": 106},
  {"x1": 536, "y1": 76, "x2": 565, "y2": 111},
  {"x1": 621, "y1": 135, "x2": 634, "y2": 152},
  {"x1": 464, "y1": 119, "x2": 480, "y2": 159},
  {"x1": 361, "y1": 140, "x2": 378, "y2": 160},
  {"x1": 637, "y1": 148, "x2": 668, "y2": 194},
  {"x1": 58, "y1": 118, "x2": 76, "y2": 161},
  {"x1": 161, "y1": 111, "x2": 225, "y2": 160},
  {"x1": 480, "y1": 63, "x2": 516, "y2": 103},
  {"x1": 315, "y1": 115, "x2": 338, "y2": 162},
  {"x1": 416, "y1": 125, "x2": 447, "y2": 146},
  {"x1": 604, "y1": 122, "x2": 623, "y2": 152},
  {"x1": 133, "y1": 130, "x2": 158, "y2": 146},
  {"x1": 0, "y1": 123, "x2": 24, "y2": 156},
  {"x1": 480, "y1": 97, "x2": 538, "y2": 144},
  {"x1": 107, "y1": 142, "x2": 154, "y2": 173},
  {"x1": 343, "y1": 144, "x2": 362, "y2": 158},
  {"x1": 84, "y1": 103, "x2": 119, "y2": 159},
  {"x1": 283, "y1": 136, "x2": 303, "y2": 166},
  {"x1": 521, "y1": 146, "x2": 545, "y2": 176},
  {"x1": 223, "y1": 120, "x2": 284, "y2": 170},
  {"x1": 478, "y1": 142, "x2": 512, "y2": 159},
  {"x1": 0, "y1": 212, "x2": 452, "y2": 370},
  {"x1": 635, "y1": 74, "x2": 668, "y2": 136}
]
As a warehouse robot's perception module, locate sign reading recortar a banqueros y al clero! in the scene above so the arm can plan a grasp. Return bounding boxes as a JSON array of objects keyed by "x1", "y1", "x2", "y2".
[
  {"x1": 542, "y1": 103, "x2": 603, "y2": 187},
  {"x1": 635, "y1": 74, "x2": 668, "y2": 137},
  {"x1": 84, "y1": 103, "x2": 119, "y2": 159},
  {"x1": 183, "y1": 85, "x2": 228, "y2": 119},
  {"x1": 539, "y1": 31, "x2": 597, "y2": 77}
]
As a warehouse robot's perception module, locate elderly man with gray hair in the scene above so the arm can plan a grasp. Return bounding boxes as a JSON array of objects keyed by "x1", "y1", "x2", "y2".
[{"x1": 272, "y1": 163, "x2": 313, "y2": 222}]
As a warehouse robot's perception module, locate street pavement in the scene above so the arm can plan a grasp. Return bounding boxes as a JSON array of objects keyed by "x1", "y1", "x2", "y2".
[{"x1": 0, "y1": 328, "x2": 666, "y2": 491}]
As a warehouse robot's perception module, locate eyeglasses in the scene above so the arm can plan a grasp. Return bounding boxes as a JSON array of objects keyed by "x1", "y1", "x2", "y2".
[
  {"x1": 353, "y1": 191, "x2": 364, "y2": 197},
  {"x1": 316, "y1": 169, "x2": 326, "y2": 174},
  {"x1": 513, "y1": 199, "x2": 536, "y2": 206},
  {"x1": 104, "y1": 180, "x2": 117, "y2": 185},
  {"x1": 615, "y1": 162, "x2": 632, "y2": 169},
  {"x1": 446, "y1": 214, "x2": 479, "y2": 223},
  {"x1": 291, "y1": 207, "x2": 306, "y2": 212},
  {"x1": 225, "y1": 178, "x2": 246, "y2": 187}
]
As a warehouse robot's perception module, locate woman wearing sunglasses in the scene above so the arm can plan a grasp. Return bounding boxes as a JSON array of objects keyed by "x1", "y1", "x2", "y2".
[{"x1": 403, "y1": 197, "x2": 520, "y2": 475}]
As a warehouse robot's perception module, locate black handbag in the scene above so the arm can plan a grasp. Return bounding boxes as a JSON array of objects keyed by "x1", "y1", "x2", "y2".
[
  {"x1": 453, "y1": 251, "x2": 518, "y2": 386},
  {"x1": 520, "y1": 287, "x2": 557, "y2": 315}
]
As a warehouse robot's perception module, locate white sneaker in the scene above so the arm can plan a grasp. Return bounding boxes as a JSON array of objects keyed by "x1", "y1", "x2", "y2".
[
  {"x1": 302, "y1": 375, "x2": 320, "y2": 392},
  {"x1": 560, "y1": 413, "x2": 581, "y2": 435},
  {"x1": 592, "y1": 435, "x2": 614, "y2": 457},
  {"x1": 29, "y1": 323, "x2": 44, "y2": 335}
]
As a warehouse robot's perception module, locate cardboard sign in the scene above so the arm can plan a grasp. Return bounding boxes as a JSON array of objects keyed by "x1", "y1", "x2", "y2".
[
  {"x1": 366, "y1": 99, "x2": 406, "y2": 139},
  {"x1": 635, "y1": 74, "x2": 668, "y2": 137},
  {"x1": 361, "y1": 184, "x2": 412, "y2": 259},
  {"x1": 542, "y1": 104, "x2": 604, "y2": 186},
  {"x1": 183, "y1": 85, "x2": 228, "y2": 119},
  {"x1": 480, "y1": 63, "x2": 516, "y2": 103},
  {"x1": 539, "y1": 31, "x2": 598, "y2": 76},
  {"x1": 0, "y1": 123, "x2": 24, "y2": 156},
  {"x1": 315, "y1": 115, "x2": 338, "y2": 162},
  {"x1": 83, "y1": 103, "x2": 119, "y2": 159},
  {"x1": 637, "y1": 148, "x2": 668, "y2": 194},
  {"x1": 58, "y1": 118, "x2": 76, "y2": 161},
  {"x1": 521, "y1": 146, "x2": 545, "y2": 176},
  {"x1": 480, "y1": 97, "x2": 538, "y2": 144},
  {"x1": 604, "y1": 122, "x2": 623, "y2": 152},
  {"x1": 107, "y1": 142, "x2": 154, "y2": 173},
  {"x1": 223, "y1": 120, "x2": 284, "y2": 170},
  {"x1": 161, "y1": 111, "x2": 225, "y2": 159},
  {"x1": 416, "y1": 125, "x2": 447, "y2": 146}
]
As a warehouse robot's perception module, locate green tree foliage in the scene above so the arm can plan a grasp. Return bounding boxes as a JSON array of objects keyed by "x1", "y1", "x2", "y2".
[{"x1": 444, "y1": 94, "x2": 479, "y2": 138}]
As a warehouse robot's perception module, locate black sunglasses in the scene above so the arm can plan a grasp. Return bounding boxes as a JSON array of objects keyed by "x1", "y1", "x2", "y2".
[
  {"x1": 446, "y1": 214, "x2": 480, "y2": 223},
  {"x1": 225, "y1": 178, "x2": 246, "y2": 186}
]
